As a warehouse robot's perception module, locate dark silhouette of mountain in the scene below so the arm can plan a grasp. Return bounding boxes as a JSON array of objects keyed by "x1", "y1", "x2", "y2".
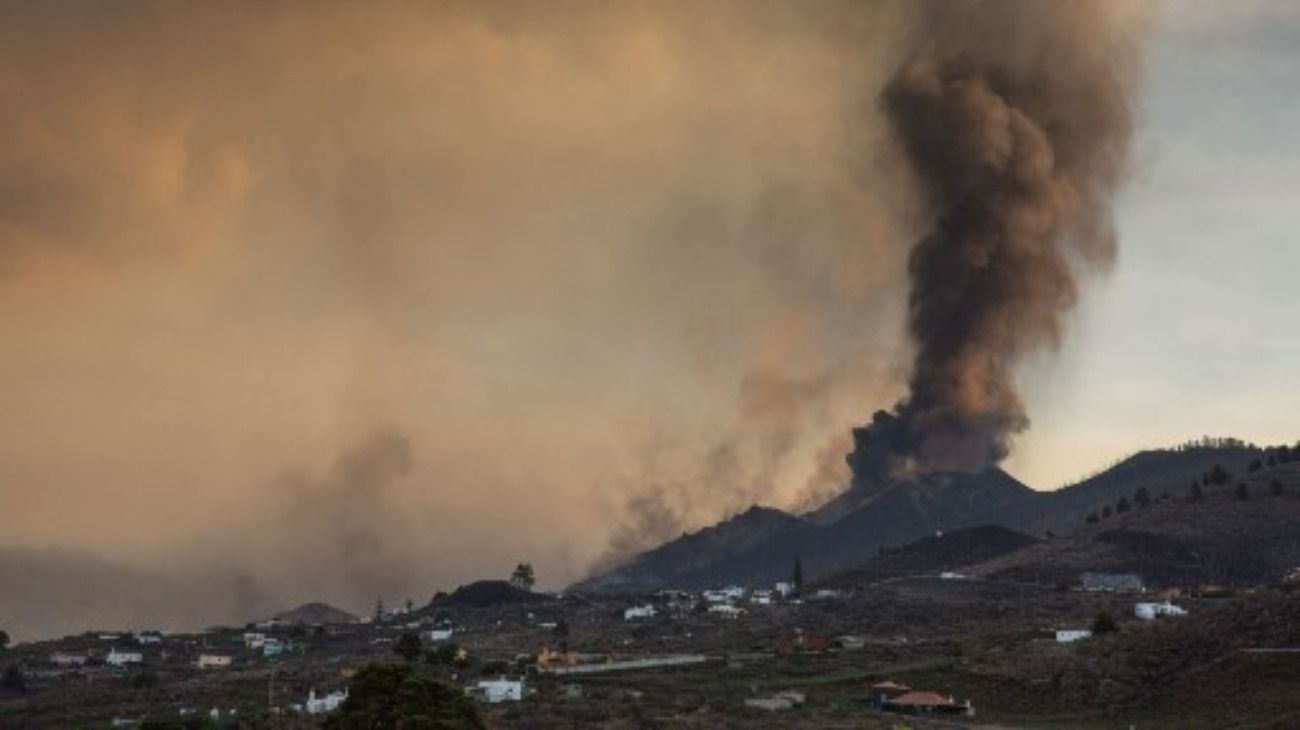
[
  {"x1": 572, "y1": 443, "x2": 1269, "y2": 593},
  {"x1": 273, "y1": 601, "x2": 358, "y2": 625}
]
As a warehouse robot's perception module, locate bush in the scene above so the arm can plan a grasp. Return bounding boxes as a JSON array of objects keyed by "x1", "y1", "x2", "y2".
[
  {"x1": 325, "y1": 662, "x2": 484, "y2": 729},
  {"x1": 394, "y1": 632, "x2": 424, "y2": 662},
  {"x1": 1092, "y1": 611, "x2": 1120, "y2": 635}
]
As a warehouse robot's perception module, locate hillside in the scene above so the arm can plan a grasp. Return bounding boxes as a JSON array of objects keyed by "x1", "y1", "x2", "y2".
[
  {"x1": 969, "y1": 461, "x2": 1300, "y2": 587},
  {"x1": 574, "y1": 443, "x2": 1274, "y2": 593},
  {"x1": 815, "y1": 525, "x2": 1040, "y2": 589}
]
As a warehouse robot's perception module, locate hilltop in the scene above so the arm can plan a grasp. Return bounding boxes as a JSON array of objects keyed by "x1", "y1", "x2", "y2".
[{"x1": 574, "y1": 442, "x2": 1274, "y2": 593}]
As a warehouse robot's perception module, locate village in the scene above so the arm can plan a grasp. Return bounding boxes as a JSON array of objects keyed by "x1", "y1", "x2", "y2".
[{"x1": 5, "y1": 555, "x2": 1263, "y2": 729}]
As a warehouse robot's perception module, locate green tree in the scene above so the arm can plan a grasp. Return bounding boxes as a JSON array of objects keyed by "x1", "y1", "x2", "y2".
[
  {"x1": 510, "y1": 563, "x2": 536, "y2": 591},
  {"x1": 1092, "y1": 611, "x2": 1119, "y2": 635},
  {"x1": 552, "y1": 619, "x2": 570, "y2": 654},
  {"x1": 1116, "y1": 497, "x2": 1131, "y2": 514},
  {"x1": 1085, "y1": 512, "x2": 1100, "y2": 525},
  {"x1": 793, "y1": 557, "x2": 804, "y2": 597},
  {"x1": 426, "y1": 642, "x2": 463, "y2": 667},
  {"x1": 374, "y1": 597, "x2": 385, "y2": 623},
  {"x1": 1102, "y1": 505, "x2": 1113, "y2": 519},
  {"x1": 394, "y1": 632, "x2": 424, "y2": 662},
  {"x1": 325, "y1": 662, "x2": 484, "y2": 729},
  {"x1": 1189, "y1": 481, "x2": 1204, "y2": 503}
]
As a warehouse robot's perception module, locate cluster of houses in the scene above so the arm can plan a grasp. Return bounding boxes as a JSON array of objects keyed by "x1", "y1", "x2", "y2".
[{"x1": 620, "y1": 581, "x2": 812, "y2": 624}]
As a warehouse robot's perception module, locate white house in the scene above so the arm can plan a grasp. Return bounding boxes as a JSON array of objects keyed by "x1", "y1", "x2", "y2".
[
  {"x1": 708, "y1": 604, "x2": 746, "y2": 619},
  {"x1": 473, "y1": 678, "x2": 525, "y2": 703},
  {"x1": 427, "y1": 627, "x2": 455, "y2": 642},
  {"x1": 305, "y1": 689, "x2": 348, "y2": 715},
  {"x1": 49, "y1": 652, "x2": 88, "y2": 667},
  {"x1": 750, "y1": 590, "x2": 773, "y2": 605},
  {"x1": 624, "y1": 605, "x2": 657, "y2": 620},
  {"x1": 197, "y1": 654, "x2": 233, "y2": 669},
  {"x1": 263, "y1": 638, "x2": 285, "y2": 657},
  {"x1": 1055, "y1": 629, "x2": 1092, "y2": 643},
  {"x1": 134, "y1": 632, "x2": 163, "y2": 644},
  {"x1": 243, "y1": 632, "x2": 267, "y2": 649},
  {"x1": 939, "y1": 571, "x2": 969, "y2": 580},
  {"x1": 1135, "y1": 602, "x2": 1188, "y2": 620},
  {"x1": 774, "y1": 581, "x2": 796, "y2": 598},
  {"x1": 106, "y1": 648, "x2": 144, "y2": 666}
]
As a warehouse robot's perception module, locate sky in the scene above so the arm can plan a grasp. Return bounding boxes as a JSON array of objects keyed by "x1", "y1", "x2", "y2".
[{"x1": 0, "y1": 0, "x2": 1296, "y2": 635}]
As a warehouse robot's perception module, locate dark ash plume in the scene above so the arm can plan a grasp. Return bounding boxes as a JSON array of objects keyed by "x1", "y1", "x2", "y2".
[{"x1": 855, "y1": 1, "x2": 1144, "y2": 478}]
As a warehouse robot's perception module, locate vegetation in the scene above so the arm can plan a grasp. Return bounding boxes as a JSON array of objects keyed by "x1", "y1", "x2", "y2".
[
  {"x1": 1236, "y1": 482, "x2": 1250, "y2": 501},
  {"x1": 793, "y1": 557, "x2": 804, "y2": 597},
  {"x1": 1188, "y1": 480, "x2": 1204, "y2": 503},
  {"x1": 510, "y1": 563, "x2": 536, "y2": 591},
  {"x1": 324, "y1": 662, "x2": 483, "y2": 730},
  {"x1": 394, "y1": 632, "x2": 424, "y2": 662},
  {"x1": 1134, "y1": 486, "x2": 1151, "y2": 509},
  {"x1": 2, "y1": 664, "x2": 24, "y2": 692},
  {"x1": 0, "y1": 630, "x2": 8, "y2": 651},
  {"x1": 1092, "y1": 611, "x2": 1120, "y2": 635}
]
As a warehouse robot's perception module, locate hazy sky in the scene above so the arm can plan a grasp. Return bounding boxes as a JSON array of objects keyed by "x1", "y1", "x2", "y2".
[{"x1": 0, "y1": 1, "x2": 1295, "y2": 626}]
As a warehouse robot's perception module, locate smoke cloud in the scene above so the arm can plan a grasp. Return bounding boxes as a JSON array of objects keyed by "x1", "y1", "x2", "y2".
[{"x1": 849, "y1": 0, "x2": 1147, "y2": 479}]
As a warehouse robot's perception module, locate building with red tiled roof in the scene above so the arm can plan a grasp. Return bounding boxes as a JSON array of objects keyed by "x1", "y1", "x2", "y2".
[{"x1": 881, "y1": 689, "x2": 974, "y2": 717}]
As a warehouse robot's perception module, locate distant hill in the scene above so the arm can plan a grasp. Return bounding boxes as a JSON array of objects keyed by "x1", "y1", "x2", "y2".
[
  {"x1": 273, "y1": 602, "x2": 358, "y2": 625},
  {"x1": 573, "y1": 443, "x2": 1271, "y2": 593}
]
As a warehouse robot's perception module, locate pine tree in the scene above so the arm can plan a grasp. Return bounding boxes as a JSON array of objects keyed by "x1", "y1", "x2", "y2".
[{"x1": 793, "y1": 557, "x2": 804, "y2": 597}]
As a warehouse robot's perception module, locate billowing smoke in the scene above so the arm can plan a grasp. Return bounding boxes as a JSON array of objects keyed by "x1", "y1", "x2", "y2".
[{"x1": 850, "y1": 1, "x2": 1145, "y2": 482}]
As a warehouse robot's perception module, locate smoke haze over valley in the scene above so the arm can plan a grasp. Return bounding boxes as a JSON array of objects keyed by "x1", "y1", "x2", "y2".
[{"x1": 2, "y1": 0, "x2": 1299, "y2": 641}]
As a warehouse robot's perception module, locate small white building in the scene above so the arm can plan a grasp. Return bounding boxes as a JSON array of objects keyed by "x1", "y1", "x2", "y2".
[
  {"x1": 305, "y1": 688, "x2": 348, "y2": 715},
  {"x1": 1135, "y1": 601, "x2": 1188, "y2": 620},
  {"x1": 1055, "y1": 629, "x2": 1092, "y2": 643},
  {"x1": 427, "y1": 627, "x2": 455, "y2": 642},
  {"x1": 708, "y1": 604, "x2": 746, "y2": 619},
  {"x1": 263, "y1": 638, "x2": 285, "y2": 657},
  {"x1": 106, "y1": 648, "x2": 144, "y2": 666},
  {"x1": 624, "y1": 605, "x2": 657, "y2": 620},
  {"x1": 49, "y1": 652, "x2": 88, "y2": 667},
  {"x1": 750, "y1": 590, "x2": 773, "y2": 605},
  {"x1": 473, "y1": 678, "x2": 525, "y2": 703},
  {"x1": 939, "y1": 571, "x2": 969, "y2": 580},
  {"x1": 134, "y1": 632, "x2": 163, "y2": 644},
  {"x1": 774, "y1": 581, "x2": 797, "y2": 598},
  {"x1": 243, "y1": 632, "x2": 267, "y2": 649},
  {"x1": 197, "y1": 654, "x2": 233, "y2": 669}
]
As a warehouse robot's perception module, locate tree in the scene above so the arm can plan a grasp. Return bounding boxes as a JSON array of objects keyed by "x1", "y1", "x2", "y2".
[
  {"x1": 0, "y1": 630, "x2": 8, "y2": 651},
  {"x1": 1189, "y1": 481, "x2": 1204, "y2": 503},
  {"x1": 1271, "y1": 479, "x2": 1285, "y2": 497},
  {"x1": 426, "y1": 642, "x2": 463, "y2": 667},
  {"x1": 1236, "y1": 482, "x2": 1250, "y2": 501},
  {"x1": 1248, "y1": 458, "x2": 1263, "y2": 473},
  {"x1": 1102, "y1": 505, "x2": 1113, "y2": 519},
  {"x1": 325, "y1": 662, "x2": 483, "y2": 729},
  {"x1": 1, "y1": 665, "x2": 24, "y2": 693},
  {"x1": 553, "y1": 619, "x2": 570, "y2": 654},
  {"x1": 394, "y1": 632, "x2": 424, "y2": 662},
  {"x1": 792, "y1": 557, "x2": 804, "y2": 598},
  {"x1": 1085, "y1": 512, "x2": 1100, "y2": 525},
  {"x1": 510, "y1": 563, "x2": 535, "y2": 592},
  {"x1": 1092, "y1": 611, "x2": 1119, "y2": 635},
  {"x1": 1134, "y1": 486, "x2": 1151, "y2": 509},
  {"x1": 374, "y1": 597, "x2": 385, "y2": 623},
  {"x1": 1210, "y1": 464, "x2": 1230, "y2": 486}
]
